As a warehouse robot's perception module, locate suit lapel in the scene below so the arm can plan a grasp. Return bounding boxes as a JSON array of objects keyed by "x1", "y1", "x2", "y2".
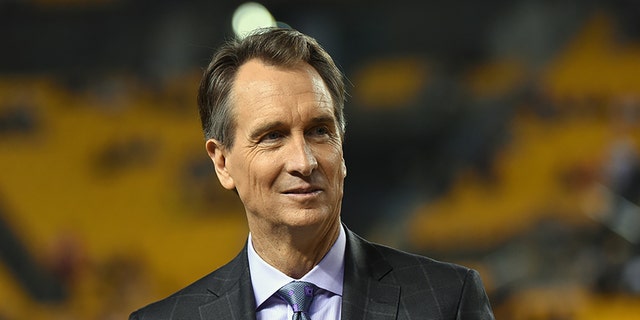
[
  {"x1": 342, "y1": 228, "x2": 400, "y2": 320},
  {"x1": 194, "y1": 229, "x2": 400, "y2": 320},
  {"x1": 198, "y1": 245, "x2": 257, "y2": 320}
]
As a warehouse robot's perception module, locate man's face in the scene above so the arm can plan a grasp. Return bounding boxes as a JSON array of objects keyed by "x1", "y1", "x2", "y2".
[{"x1": 208, "y1": 59, "x2": 346, "y2": 233}]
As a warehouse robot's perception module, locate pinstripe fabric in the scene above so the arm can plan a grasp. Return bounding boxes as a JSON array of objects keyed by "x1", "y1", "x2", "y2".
[{"x1": 129, "y1": 226, "x2": 494, "y2": 320}]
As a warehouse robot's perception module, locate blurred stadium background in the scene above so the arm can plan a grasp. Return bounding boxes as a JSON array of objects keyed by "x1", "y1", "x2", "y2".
[{"x1": 1, "y1": 0, "x2": 640, "y2": 319}]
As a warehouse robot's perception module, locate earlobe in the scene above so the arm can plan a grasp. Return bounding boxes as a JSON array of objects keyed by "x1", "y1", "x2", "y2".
[{"x1": 205, "y1": 139, "x2": 236, "y2": 190}]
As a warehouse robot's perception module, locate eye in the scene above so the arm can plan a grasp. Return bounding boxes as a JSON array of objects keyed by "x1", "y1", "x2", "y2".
[
  {"x1": 310, "y1": 126, "x2": 330, "y2": 136},
  {"x1": 262, "y1": 131, "x2": 284, "y2": 142}
]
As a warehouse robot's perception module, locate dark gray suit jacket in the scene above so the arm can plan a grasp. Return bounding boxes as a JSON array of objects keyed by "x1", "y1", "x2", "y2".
[{"x1": 130, "y1": 228, "x2": 495, "y2": 319}]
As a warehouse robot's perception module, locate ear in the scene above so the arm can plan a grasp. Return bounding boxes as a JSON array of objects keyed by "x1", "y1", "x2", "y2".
[{"x1": 205, "y1": 139, "x2": 236, "y2": 190}]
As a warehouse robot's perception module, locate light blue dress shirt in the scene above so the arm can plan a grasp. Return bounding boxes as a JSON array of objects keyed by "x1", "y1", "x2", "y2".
[{"x1": 248, "y1": 225, "x2": 346, "y2": 320}]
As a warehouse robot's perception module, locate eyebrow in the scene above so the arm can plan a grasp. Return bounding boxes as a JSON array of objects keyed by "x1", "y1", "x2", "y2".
[{"x1": 309, "y1": 115, "x2": 336, "y2": 127}]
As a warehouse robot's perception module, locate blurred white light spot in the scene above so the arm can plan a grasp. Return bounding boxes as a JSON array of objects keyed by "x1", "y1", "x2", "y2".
[{"x1": 232, "y1": 2, "x2": 276, "y2": 39}]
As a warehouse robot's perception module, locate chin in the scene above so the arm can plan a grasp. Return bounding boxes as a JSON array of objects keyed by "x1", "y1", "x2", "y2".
[{"x1": 285, "y1": 208, "x2": 337, "y2": 228}]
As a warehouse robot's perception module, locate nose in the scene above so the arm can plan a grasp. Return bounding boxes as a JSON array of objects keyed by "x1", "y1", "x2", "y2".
[{"x1": 285, "y1": 136, "x2": 318, "y2": 176}]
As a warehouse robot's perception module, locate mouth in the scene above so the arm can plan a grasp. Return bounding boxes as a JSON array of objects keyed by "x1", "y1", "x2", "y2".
[{"x1": 283, "y1": 186, "x2": 322, "y2": 195}]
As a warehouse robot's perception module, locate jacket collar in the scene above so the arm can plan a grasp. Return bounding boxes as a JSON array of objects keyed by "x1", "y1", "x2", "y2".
[
  {"x1": 198, "y1": 245, "x2": 257, "y2": 320},
  {"x1": 341, "y1": 228, "x2": 400, "y2": 319},
  {"x1": 196, "y1": 227, "x2": 400, "y2": 320}
]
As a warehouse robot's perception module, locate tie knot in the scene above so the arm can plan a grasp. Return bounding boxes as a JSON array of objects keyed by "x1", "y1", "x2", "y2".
[{"x1": 276, "y1": 281, "x2": 318, "y2": 315}]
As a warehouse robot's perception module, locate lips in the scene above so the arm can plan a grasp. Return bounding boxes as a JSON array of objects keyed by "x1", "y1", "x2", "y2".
[{"x1": 283, "y1": 186, "x2": 322, "y2": 194}]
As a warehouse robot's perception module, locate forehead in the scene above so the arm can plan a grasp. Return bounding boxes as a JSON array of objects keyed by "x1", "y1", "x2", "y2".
[{"x1": 230, "y1": 59, "x2": 336, "y2": 123}]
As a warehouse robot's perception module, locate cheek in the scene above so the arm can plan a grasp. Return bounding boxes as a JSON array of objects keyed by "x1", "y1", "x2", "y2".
[
  {"x1": 324, "y1": 151, "x2": 346, "y2": 181},
  {"x1": 333, "y1": 158, "x2": 346, "y2": 181},
  {"x1": 245, "y1": 154, "x2": 281, "y2": 188},
  {"x1": 229, "y1": 153, "x2": 259, "y2": 189}
]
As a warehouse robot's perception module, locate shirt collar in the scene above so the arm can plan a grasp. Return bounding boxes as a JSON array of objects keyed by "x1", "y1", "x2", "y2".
[{"x1": 247, "y1": 224, "x2": 346, "y2": 309}]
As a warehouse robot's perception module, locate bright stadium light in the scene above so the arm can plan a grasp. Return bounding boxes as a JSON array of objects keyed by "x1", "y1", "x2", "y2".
[{"x1": 232, "y1": 2, "x2": 277, "y2": 39}]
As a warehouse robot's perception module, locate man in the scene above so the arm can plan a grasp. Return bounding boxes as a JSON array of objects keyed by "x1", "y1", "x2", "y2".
[{"x1": 130, "y1": 28, "x2": 495, "y2": 320}]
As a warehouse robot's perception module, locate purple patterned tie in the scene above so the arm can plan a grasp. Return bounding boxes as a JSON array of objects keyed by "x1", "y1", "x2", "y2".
[{"x1": 276, "y1": 281, "x2": 318, "y2": 320}]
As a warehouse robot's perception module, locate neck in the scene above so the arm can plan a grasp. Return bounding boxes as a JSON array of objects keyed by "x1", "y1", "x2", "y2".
[{"x1": 250, "y1": 220, "x2": 341, "y2": 279}]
